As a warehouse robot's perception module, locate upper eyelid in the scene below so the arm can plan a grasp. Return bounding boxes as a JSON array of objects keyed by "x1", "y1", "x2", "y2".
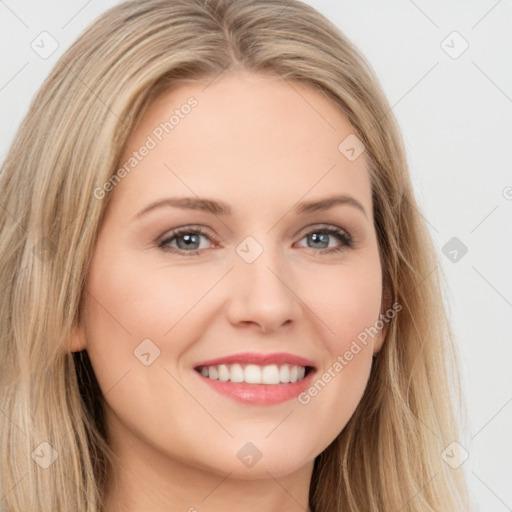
[
  {"x1": 158, "y1": 225, "x2": 215, "y2": 243},
  {"x1": 158, "y1": 223, "x2": 352, "y2": 246}
]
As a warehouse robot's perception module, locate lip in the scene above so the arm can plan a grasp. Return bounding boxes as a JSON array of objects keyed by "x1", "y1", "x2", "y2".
[
  {"x1": 193, "y1": 351, "x2": 316, "y2": 368},
  {"x1": 193, "y1": 352, "x2": 317, "y2": 405}
]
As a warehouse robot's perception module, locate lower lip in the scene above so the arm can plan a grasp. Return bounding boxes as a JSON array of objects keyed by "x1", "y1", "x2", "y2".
[{"x1": 194, "y1": 369, "x2": 316, "y2": 405}]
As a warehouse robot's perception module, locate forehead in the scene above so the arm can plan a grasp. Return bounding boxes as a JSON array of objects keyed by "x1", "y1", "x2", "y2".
[{"x1": 109, "y1": 70, "x2": 372, "y2": 220}]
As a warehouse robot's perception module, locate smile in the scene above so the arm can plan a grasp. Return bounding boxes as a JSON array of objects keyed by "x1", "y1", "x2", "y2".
[
  {"x1": 196, "y1": 363, "x2": 311, "y2": 385},
  {"x1": 192, "y1": 352, "x2": 317, "y2": 405}
]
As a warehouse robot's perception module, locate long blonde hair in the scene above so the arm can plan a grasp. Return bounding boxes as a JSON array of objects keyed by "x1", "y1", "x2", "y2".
[{"x1": 0, "y1": 0, "x2": 472, "y2": 510}]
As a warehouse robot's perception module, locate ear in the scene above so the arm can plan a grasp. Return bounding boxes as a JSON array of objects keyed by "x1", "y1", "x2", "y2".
[
  {"x1": 373, "y1": 285, "x2": 393, "y2": 356},
  {"x1": 67, "y1": 321, "x2": 87, "y2": 353},
  {"x1": 373, "y1": 318, "x2": 389, "y2": 355}
]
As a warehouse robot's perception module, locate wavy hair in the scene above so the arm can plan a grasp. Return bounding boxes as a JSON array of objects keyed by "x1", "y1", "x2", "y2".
[{"x1": 0, "y1": 0, "x2": 472, "y2": 510}]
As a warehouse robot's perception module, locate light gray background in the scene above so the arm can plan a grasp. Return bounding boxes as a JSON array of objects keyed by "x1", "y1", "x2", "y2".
[{"x1": 1, "y1": 1, "x2": 511, "y2": 510}]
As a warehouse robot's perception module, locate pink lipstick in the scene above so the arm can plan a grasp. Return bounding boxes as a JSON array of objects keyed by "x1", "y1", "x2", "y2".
[{"x1": 193, "y1": 352, "x2": 316, "y2": 405}]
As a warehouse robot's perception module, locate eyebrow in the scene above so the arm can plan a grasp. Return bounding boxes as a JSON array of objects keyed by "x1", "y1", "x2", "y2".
[{"x1": 134, "y1": 194, "x2": 368, "y2": 220}]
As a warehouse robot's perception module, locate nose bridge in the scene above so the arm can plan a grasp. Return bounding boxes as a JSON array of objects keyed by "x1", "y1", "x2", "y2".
[{"x1": 226, "y1": 232, "x2": 301, "y2": 330}]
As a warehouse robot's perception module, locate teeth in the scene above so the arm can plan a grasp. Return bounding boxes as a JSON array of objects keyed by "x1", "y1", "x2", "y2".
[
  {"x1": 279, "y1": 364, "x2": 290, "y2": 383},
  {"x1": 218, "y1": 364, "x2": 229, "y2": 382},
  {"x1": 230, "y1": 363, "x2": 244, "y2": 382},
  {"x1": 209, "y1": 366, "x2": 219, "y2": 380},
  {"x1": 261, "y1": 364, "x2": 280, "y2": 385},
  {"x1": 245, "y1": 364, "x2": 262, "y2": 384},
  {"x1": 200, "y1": 363, "x2": 308, "y2": 385}
]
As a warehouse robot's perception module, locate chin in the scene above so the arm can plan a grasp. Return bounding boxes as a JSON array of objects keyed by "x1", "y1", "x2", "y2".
[{"x1": 187, "y1": 443, "x2": 315, "y2": 480}]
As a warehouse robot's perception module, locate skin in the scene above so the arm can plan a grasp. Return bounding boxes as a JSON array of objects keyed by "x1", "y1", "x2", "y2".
[{"x1": 71, "y1": 69, "x2": 387, "y2": 512}]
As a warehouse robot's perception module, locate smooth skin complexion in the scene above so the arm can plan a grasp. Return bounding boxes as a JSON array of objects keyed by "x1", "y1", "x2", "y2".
[{"x1": 70, "y1": 70, "x2": 387, "y2": 512}]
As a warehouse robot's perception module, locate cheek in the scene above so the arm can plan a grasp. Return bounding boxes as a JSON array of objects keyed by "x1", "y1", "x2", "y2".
[
  {"x1": 84, "y1": 251, "x2": 209, "y2": 343},
  {"x1": 80, "y1": 244, "x2": 230, "y2": 402},
  {"x1": 80, "y1": 250, "x2": 221, "y2": 450},
  {"x1": 299, "y1": 251, "x2": 383, "y2": 351},
  {"x1": 293, "y1": 252, "x2": 382, "y2": 430}
]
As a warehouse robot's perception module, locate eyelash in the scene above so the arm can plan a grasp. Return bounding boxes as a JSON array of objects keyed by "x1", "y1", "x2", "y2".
[{"x1": 157, "y1": 224, "x2": 354, "y2": 256}]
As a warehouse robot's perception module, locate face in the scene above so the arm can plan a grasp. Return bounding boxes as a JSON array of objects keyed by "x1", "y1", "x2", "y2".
[{"x1": 72, "y1": 70, "x2": 386, "y2": 480}]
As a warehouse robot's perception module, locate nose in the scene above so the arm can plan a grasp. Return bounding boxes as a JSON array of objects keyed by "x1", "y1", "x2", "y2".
[{"x1": 225, "y1": 243, "x2": 302, "y2": 333}]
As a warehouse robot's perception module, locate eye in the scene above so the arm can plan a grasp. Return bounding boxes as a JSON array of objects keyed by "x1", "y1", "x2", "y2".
[
  {"x1": 157, "y1": 224, "x2": 354, "y2": 256},
  {"x1": 295, "y1": 224, "x2": 353, "y2": 254},
  {"x1": 158, "y1": 226, "x2": 217, "y2": 255}
]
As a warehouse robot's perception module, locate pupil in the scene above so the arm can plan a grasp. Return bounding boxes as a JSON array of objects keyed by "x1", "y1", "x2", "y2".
[
  {"x1": 178, "y1": 234, "x2": 199, "y2": 250},
  {"x1": 310, "y1": 233, "x2": 328, "y2": 248}
]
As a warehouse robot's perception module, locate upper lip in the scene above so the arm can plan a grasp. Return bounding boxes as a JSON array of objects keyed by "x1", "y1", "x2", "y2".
[{"x1": 194, "y1": 352, "x2": 316, "y2": 369}]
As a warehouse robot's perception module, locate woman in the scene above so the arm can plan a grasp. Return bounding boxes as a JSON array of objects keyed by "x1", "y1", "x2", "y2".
[{"x1": 0, "y1": 0, "x2": 472, "y2": 510}]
